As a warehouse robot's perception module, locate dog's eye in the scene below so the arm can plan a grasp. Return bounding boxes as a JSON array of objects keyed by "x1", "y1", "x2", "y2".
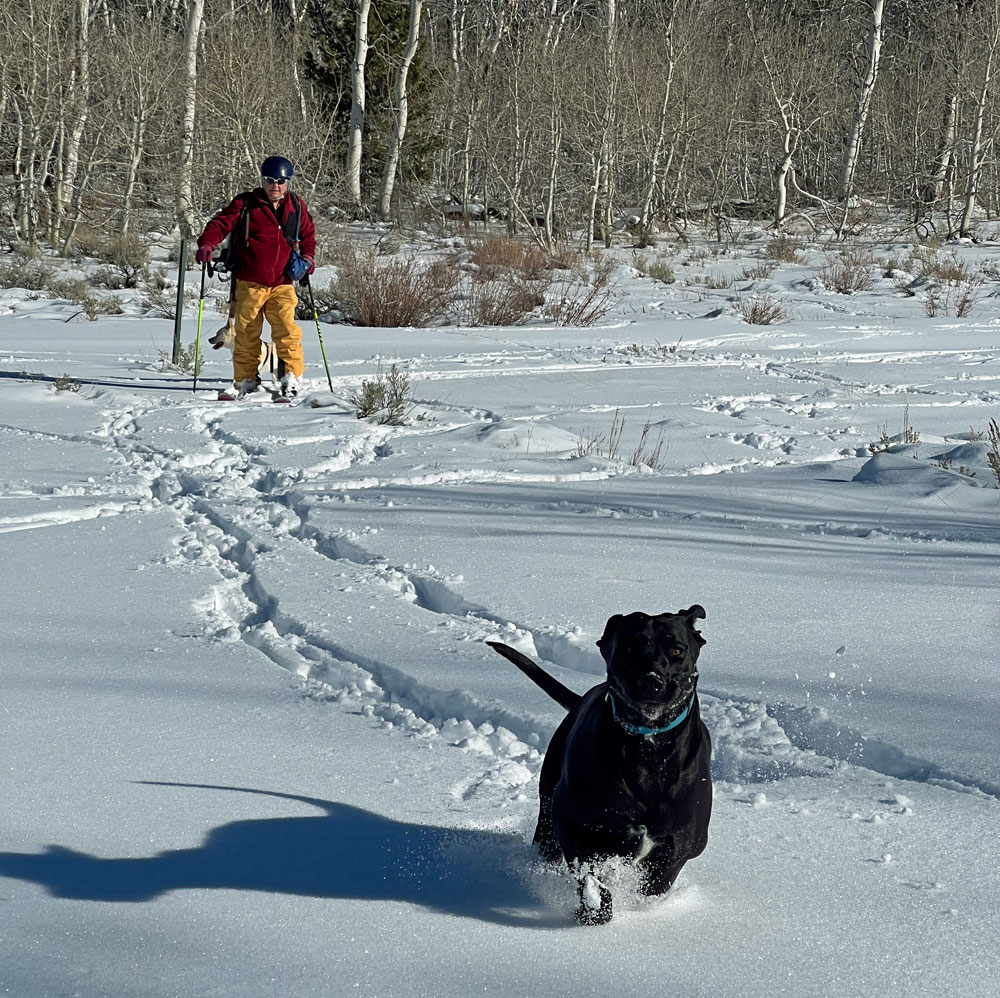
[{"x1": 668, "y1": 647, "x2": 684, "y2": 657}]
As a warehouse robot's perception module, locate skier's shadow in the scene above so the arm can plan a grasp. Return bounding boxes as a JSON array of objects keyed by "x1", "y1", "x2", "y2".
[{"x1": 0, "y1": 783, "x2": 564, "y2": 928}]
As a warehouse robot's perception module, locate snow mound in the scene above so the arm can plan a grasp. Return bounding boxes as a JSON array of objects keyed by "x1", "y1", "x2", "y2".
[{"x1": 852, "y1": 450, "x2": 983, "y2": 489}]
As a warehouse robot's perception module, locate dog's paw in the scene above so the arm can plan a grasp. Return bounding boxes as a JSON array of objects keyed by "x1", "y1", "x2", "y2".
[{"x1": 577, "y1": 874, "x2": 613, "y2": 925}]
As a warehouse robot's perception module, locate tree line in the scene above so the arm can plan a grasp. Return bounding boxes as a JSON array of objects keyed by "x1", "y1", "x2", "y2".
[{"x1": 2, "y1": 0, "x2": 999, "y2": 255}]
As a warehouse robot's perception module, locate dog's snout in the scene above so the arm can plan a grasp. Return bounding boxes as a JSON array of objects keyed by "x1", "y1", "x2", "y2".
[{"x1": 637, "y1": 672, "x2": 672, "y2": 699}]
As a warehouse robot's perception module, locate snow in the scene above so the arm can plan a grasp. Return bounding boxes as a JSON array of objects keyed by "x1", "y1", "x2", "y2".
[{"x1": 1, "y1": 236, "x2": 999, "y2": 997}]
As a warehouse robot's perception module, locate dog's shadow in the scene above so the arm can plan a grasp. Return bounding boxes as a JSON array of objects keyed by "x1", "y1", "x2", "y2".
[{"x1": 0, "y1": 783, "x2": 563, "y2": 928}]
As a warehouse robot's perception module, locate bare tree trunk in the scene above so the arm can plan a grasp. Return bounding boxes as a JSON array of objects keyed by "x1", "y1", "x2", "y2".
[
  {"x1": 639, "y1": 1, "x2": 676, "y2": 241},
  {"x1": 378, "y1": 0, "x2": 424, "y2": 220},
  {"x1": 838, "y1": 0, "x2": 885, "y2": 202},
  {"x1": 122, "y1": 111, "x2": 147, "y2": 234},
  {"x1": 59, "y1": 0, "x2": 91, "y2": 251},
  {"x1": 346, "y1": 0, "x2": 372, "y2": 215},
  {"x1": 588, "y1": 0, "x2": 617, "y2": 249},
  {"x1": 960, "y1": 13, "x2": 1000, "y2": 237},
  {"x1": 543, "y1": 80, "x2": 562, "y2": 250},
  {"x1": 176, "y1": 0, "x2": 205, "y2": 241},
  {"x1": 923, "y1": 91, "x2": 957, "y2": 215}
]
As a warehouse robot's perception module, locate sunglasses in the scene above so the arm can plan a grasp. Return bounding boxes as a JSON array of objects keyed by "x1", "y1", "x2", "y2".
[{"x1": 262, "y1": 176, "x2": 288, "y2": 185}]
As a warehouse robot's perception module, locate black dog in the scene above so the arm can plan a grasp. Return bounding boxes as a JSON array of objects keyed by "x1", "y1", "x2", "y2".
[{"x1": 487, "y1": 605, "x2": 711, "y2": 925}]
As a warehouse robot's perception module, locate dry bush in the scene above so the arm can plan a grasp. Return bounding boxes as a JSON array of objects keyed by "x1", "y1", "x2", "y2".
[
  {"x1": 632, "y1": 250, "x2": 675, "y2": 283},
  {"x1": 924, "y1": 276, "x2": 987, "y2": 318},
  {"x1": 574, "y1": 409, "x2": 667, "y2": 470},
  {"x1": 334, "y1": 250, "x2": 460, "y2": 327},
  {"x1": 468, "y1": 235, "x2": 548, "y2": 281},
  {"x1": 91, "y1": 232, "x2": 150, "y2": 288},
  {"x1": 460, "y1": 275, "x2": 546, "y2": 326},
  {"x1": 0, "y1": 255, "x2": 51, "y2": 290},
  {"x1": 818, "y1": 249, "x2": 875, "y2": 294},
  {"x1": 689, "y1": 271, "x2": 732, "y2": 289},
  {"x1": 737, "y1": 293, "x2": 787, "y2": 324},
  {"x1": 916, "y1": 251, "x2": 978, "y2": 285},
  {"x1": 987, "y1": 418, "x2": 1000, "y2": 487},
  {"x1": 544, "y1": 279, "x2": 617, "y2": 326},
  {"x1": 47, "y1": 275, "x2": 91, "y2": 302},
  {"x1": 738, "y1": 261, "x2": 776, "y2": 281},
  {"x1": 590, "y1": 253, "x2": 618, "y2": 289},
  {"x1": 763, "y1": 234, "x2": 803, "y2": 263},
  {"x1": 868, "y1": 405, "x2": 919, "y2": 454}
]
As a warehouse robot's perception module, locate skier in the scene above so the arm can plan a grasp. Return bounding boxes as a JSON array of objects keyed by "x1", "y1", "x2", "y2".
[{"x1": 196, "y1": 156, "x2": 316, "y2": 399}]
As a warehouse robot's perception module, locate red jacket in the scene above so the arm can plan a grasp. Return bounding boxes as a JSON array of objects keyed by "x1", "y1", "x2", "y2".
[{"x1": 198, "y1": 188, "x2": 317, "y2": 287}]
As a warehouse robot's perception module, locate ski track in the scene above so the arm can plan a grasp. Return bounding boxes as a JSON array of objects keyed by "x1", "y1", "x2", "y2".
[{"x1": 78, "y1": 388, "x2": 999, "y2": 811}]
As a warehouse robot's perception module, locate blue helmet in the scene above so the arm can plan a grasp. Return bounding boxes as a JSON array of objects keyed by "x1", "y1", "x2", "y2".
[{"x1": 260, "y1": 156, "x2": 293, "y2": 181}]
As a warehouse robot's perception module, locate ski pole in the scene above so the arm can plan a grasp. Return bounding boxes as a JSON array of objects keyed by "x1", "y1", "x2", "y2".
[
  {"x1": 192, "y1": 260, "x2": 207, "y2": 394},
  {"x1": 303, "y1": 276, "x2": 334, "y2": 393}
]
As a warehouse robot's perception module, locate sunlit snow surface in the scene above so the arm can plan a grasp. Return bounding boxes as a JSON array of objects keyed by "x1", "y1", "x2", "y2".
[{"x1": 1, "y1": 243, "x2": 998, "y2": 997}]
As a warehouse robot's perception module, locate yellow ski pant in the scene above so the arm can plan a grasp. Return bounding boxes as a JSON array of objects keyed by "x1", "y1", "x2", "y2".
[{"x1": 233, "y1": 280, "x2": 305, "y2": 383}]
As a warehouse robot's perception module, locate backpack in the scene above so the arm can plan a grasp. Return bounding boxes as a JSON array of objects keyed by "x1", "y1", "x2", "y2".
[{"x1": 219, "y1": 191, "x2": 303, "y2": 277}]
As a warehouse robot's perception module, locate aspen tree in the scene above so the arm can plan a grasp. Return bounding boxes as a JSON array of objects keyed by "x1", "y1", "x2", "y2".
[
  {"x1": 378, "y1": 0, "x2": 424, "y2": 220},
  {"x1": 176, "y1": 0, "x2": 205, "y2": 242},
  {"x1": 839, "y1": 0, "x2": 885, "y2": 206},
  {"x1": 346, "y1": 0, "x2": 372, "y2": 214}
]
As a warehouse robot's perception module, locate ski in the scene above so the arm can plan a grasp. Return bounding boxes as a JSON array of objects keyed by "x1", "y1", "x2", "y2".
[{"x1": 214, "y1": 386, "x2": 301, "y2": 405}]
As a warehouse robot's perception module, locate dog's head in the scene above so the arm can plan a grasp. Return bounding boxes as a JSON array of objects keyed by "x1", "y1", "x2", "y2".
[
  {"x1": 208, "y1": 320, "x2": 236, "y2": 351},
  {"x1": 597, "y1": 605, "x2": 706, "y2": 710}
]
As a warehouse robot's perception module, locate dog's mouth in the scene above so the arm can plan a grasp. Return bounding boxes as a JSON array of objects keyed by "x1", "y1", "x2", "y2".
[{"x1": 613, "y1": 671, "x2": 697, "y2": 708}]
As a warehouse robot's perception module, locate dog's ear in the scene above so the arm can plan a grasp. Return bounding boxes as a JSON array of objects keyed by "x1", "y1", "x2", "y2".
[
  {"x1": 596, "y1": 614, "x2": 624, "y2": 663},
  {"x1": 681, "y1": 604, "x2": 707, "y2": 646}
]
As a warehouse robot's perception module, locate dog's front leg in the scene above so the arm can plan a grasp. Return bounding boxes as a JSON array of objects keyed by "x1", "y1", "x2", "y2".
[
  {"x1": 577, "y1": 871, "x2": 613, "y2": 925},
  {"x1": 639, "y1": 852, "x2": 686, "y2": 897}
]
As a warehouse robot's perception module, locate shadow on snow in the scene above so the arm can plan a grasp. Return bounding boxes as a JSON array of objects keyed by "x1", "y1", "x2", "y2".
[{"x1": 0, "y1": 782, "x2": 564, "y2": 928}]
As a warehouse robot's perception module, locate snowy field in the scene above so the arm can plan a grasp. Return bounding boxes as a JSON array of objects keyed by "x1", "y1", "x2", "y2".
[{"x1": 1, "y1": 237, "x2": 999, "y2": 997}]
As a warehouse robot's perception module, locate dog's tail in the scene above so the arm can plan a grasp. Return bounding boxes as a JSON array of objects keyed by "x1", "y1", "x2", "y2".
[{"x1": 486, "y1": 641, "x2": 581, "y2": 711}]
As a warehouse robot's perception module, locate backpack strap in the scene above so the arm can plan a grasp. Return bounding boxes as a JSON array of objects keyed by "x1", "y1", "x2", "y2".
[{"x1": 281, "y1": 193, "x2": 302, "y2": 250}]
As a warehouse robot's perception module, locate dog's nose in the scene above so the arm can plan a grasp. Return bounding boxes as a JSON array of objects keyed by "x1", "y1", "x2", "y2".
[{"x1": 637, "y1": 673, "x2": 669, "y2": 698}]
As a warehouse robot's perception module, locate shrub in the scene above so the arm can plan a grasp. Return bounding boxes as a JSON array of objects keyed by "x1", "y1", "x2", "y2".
[
  {"x1": 987, "y1": 418, "x2": 1000, "y2": 487},
  {"x1": 544, "y1": 279, "x2": 617, "y2": 327},
  {"x1": 47, "y1": 275, "x2": 91, "y2": 302},
  {"x1": 738, "y1": 261, "x2": 776, "y2": 281},
  {"x1": 461, "y1": 274, "x2": 546, "y2": 326},
  {"x1": 763, "y1": 234, "x2": 803, "y2": 263},
  {"x1": 916, "y1": 251, "x2": 977, "y2": 285},
  {"x1": 91, "y1": 232, "x2": 150, "y2": 288},
  {"x1": 334, "y1": 250, "x2": 460, "y2": 327},
  {"x1": 53, "y1": 373, "x2": 81, "y2": 392},
  {"x1": 632, "y1": 250, "x2": 675, "y2": 284},
  {"x1": 0, "y1": 255, "x2": 51, "y2": 290},
  {"x1": 737, "y1": 293, "x2": 786, "y2": 325},
  {"x1": 468, "y1": 235, "x2": 548, "y2": 281},
  {"x1": 156, "y1": 341, "x2": 202, "y2": 376},
  {"x1": 818, "y1": 249, "x2": 875, "y2": 294},
  {"x1": 349, "y1": 362, "x2": 412, "y2": 424},
  {"x1": 868, "y1": 406, "x2": 919, "y2": 454}
]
